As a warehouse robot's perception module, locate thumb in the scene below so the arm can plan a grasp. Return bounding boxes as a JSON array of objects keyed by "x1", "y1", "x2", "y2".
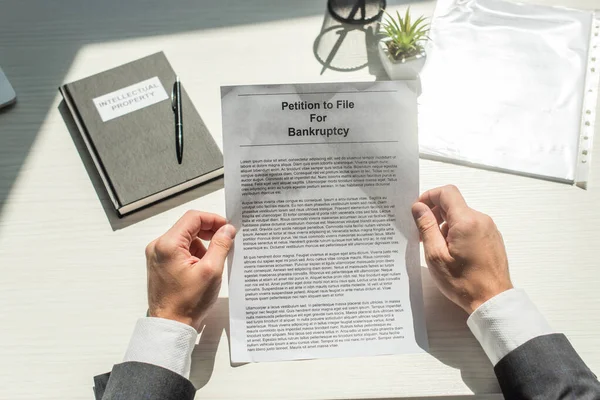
[
  {"x1": 203, "y1": 224, "x2": 236, "y2": 271},
  {"x1": 412, "y1": 202, "x2": 450, "y2": 264}
]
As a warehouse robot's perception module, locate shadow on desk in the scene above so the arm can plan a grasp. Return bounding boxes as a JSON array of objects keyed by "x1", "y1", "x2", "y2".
[
  {"x1": 58, "y1": 101, "x2": 223, "y2": 230},
  {"x1": 421, "y1": 266, "x2": 501, "y2": 396},
  {"x1": 0, "y1": 0, "x2": 334, "y2": 220},
  {"x1": 313, "y1": 9, "x2": 387, "y2": 78},
  {"x1": 312, "y1": 0, "x2": 428, "y2": 79}
]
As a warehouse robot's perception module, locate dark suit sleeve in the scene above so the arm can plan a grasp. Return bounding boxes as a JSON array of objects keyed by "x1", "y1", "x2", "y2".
[
  {"x1": 494, "y1": 333, "x2": 600, "y2": 400},
  {"x1": 93, "y1": 361, "x2": 196, "y2": 400}
]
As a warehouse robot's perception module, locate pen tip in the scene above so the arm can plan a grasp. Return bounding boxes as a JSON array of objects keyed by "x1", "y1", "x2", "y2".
[{"x1": 176, "y1": 76, "x2": 180, "y2": 83}]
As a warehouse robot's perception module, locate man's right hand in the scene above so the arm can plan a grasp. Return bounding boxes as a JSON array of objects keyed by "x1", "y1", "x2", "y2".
[
  {"x1": 411, "y1": 185, "x2": 513, "y2": 314},
  {"x1": 144, "y1": 211, "x2": 236, "y2": 332}
]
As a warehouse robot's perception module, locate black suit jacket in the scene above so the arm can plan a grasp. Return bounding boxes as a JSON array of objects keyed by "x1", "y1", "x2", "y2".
[
  {"x1": 495, "y1": 333, "x2": 600, "y2": 399},
  {"x1": 94, "y1": 334, "x2": 599, "y2": 400},
  {"x1": 94, "y1": 361, "x2": 195, "y2": 400}
]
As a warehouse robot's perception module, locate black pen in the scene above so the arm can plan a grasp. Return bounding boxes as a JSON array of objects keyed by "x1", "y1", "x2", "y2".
[{"x1": 172, "y1": 76, "x2": 184, "y2": 164}]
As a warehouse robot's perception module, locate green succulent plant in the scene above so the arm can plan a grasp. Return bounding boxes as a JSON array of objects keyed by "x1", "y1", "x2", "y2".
[{"x1": 381, "y1": 8, "x2": 430, "y2": 61}]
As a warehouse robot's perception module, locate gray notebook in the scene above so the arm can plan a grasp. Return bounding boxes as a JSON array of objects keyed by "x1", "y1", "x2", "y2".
[{"x1": 60, "y1": 52, "x2": 223, "y2": 215}]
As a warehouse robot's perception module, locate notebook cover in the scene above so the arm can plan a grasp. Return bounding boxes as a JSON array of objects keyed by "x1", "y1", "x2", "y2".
[{"x1": 61, "y1": 52, "x2": 223, "y2": 207}]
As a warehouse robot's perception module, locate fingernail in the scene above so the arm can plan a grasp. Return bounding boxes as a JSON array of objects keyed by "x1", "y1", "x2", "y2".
[
  {"x1": 222, "y1": 224, "x2": 237, "y2": 239},
  {"x1": 412, "y1": 205, "x2": 427, "y2": 220}
]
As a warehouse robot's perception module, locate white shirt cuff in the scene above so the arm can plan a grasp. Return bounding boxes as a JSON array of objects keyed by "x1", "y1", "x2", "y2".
[
  {"x1": 467, "y1": 288, "x2": 554, "y2": 366},
  {"x1": 123, "y1": 317, "x2": 198, "y2": 379}
]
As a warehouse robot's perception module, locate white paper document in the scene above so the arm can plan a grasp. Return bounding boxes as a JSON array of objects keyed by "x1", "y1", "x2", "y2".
[{"x1": 222, "y1": 82, "x2": 428, "y2": 363}]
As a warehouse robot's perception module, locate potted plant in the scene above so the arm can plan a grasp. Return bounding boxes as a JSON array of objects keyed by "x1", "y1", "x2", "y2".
[{"x1": 378, "y1": 8, "x2": 430, "y2": 80}]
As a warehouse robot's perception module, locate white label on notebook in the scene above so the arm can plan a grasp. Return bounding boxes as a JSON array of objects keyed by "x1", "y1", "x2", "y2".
[{"x1": 93, "y1": 76, "x2": 169, "y2": 122}]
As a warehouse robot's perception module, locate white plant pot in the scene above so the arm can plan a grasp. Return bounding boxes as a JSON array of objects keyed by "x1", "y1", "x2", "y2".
[{"x1": 378, "y1": 39, "x2": 426, "y2": 80}]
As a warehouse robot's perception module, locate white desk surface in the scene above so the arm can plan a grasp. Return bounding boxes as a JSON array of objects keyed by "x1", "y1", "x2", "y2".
[{"x1": 0, "y1": 0, "x2": 598, "y2": 399}]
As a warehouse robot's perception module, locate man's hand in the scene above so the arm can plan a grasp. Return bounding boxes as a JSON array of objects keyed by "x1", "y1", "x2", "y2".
[
  {"x1": 144, "y1": 211, "x2": 236, "y2": 332},
  {"x1": 412, "y1": 185, "x2": 512, "y2": 314}
]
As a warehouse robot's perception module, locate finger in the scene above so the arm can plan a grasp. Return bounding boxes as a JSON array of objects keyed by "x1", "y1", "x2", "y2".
[
  {"x1": 412, "y1": 202, "x2": 451, "y2": 265},
  {"x1": 201, "y1": 224, "x2": 237, "y2": 275},
  {"x1": 165, "y1": 211, "x2": 228, "y2": 245},
  {"x1": 431, "y1": 206, "x2": 444, "y2": 225},
  {"x1": 440, "y1": 222, "x2": 450, "y2": 239},
  {"x1": 190, "y1": 238, "x2": 208, "y2": 259},
  {"x1": 198, "y1": 230, "x2": 217, "y2": 241},
  {"x1": 439, "y1": 207, "x2": 448, "y2": 222},
  {"x1": 419, "y1": 185, "x2": 468, "y2": 215}
]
